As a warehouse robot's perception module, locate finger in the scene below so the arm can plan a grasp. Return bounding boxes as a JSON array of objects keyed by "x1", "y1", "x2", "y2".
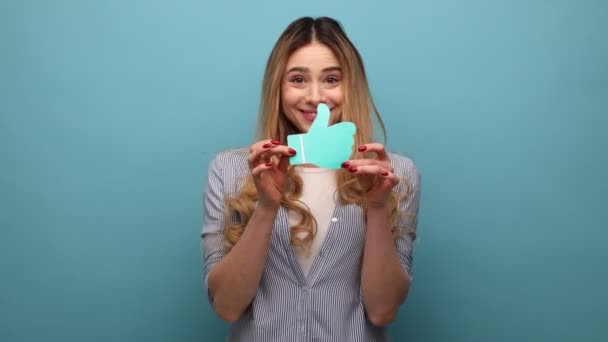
[
  {"x1": 251, "y1": 146, "x2": 297, "y2": 172},
  {"x1": 251, "y1": 161, "x2": 274, "y2": 177},
  {"x1": 259, "y1": 146, "x2": 296, "y2": 161},
  {"x1": 357, "y1": 143, "x2": 389, "y2": 161},
  {"x1": 277, "y1": 155, "x2": 290, "y2": 173},
  {"x1": 341, "y1": 159, "x2": 392, "y2": 171},
  {"x1": 347, "y1": 165, "x2": 400, "y2": 184},
  {"x1": 248, "y1": 139, "x2": 281, "y2": 153},
  {"x1": 248, "y1": 140, "x2": 282, "y2": 166}
]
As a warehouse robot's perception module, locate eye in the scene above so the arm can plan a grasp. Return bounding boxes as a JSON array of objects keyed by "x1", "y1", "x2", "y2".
[
  {"x1": 291, "y1": 76, "x2": 305, "y2": 83},
  {"x1": 326, "y1": 76, "x2": 340, "y2": 84}
]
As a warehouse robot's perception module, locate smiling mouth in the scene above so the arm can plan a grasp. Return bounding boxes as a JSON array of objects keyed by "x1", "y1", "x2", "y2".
[{"x1": 301, "y1": 111, "x2": 317, "y2": 122}]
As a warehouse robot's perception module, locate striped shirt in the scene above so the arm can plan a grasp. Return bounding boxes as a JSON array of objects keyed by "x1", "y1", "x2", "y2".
[{"x1": 201, "y1": 148, "x2": 420, "y2": 342}]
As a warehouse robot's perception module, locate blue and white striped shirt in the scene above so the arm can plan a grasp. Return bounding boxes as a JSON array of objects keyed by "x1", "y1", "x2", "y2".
[{"x1": 201, "y1": 148, "x2": 420, "y2": 341}]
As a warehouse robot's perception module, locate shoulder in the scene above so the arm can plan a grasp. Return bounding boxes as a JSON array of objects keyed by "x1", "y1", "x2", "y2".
[
  {"x1": 206, "y1": 147, "x2": 250, "y2": 180},
  {"x1": 209, "y1": 147, "x2": 249, "y2": 168},
  {"x1": 205, "y1": 147, "x2": 251, "y2": 194}
]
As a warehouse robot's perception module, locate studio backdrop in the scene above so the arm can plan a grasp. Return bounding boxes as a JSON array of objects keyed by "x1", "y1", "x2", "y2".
[{"x1": 1, "y1": 0, "x2": 606, "y2": 341}]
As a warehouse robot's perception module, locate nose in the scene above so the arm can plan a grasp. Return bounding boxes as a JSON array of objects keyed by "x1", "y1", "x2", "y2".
[{"x1": 305, "y1": 83, "x2": 326, "y2": 105}]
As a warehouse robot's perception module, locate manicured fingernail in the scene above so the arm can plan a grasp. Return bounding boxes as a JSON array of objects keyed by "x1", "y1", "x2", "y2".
[
  {"x1": 381, "y1": 171, "x2": 389, "y2": 176},
  {"x1": 265, "y1": 162, "x2": 273, "y2": 167},
  {"x1": 358, "y1": 146, "x2": 367, "y2": 152},
  {"x1": 288, "y1": 148, "x2": 296, "y2": 155},
  {"x1": 271, "y1": 140, "x2": 280, "y2": 145},
  {"x1": 341, "y1": 161, "x2": 350, "y2": 168},
  {"x1": 263, "y1": 143, "x2": 271, "y2": 148},
  {"x1": 348, "y1": 167, "x2": 357, "y2": 173}
]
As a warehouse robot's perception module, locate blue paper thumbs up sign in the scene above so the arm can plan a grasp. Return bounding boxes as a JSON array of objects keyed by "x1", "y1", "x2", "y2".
[{"x1": 287, "y1": 103, "x2": 357, "y2": 169}]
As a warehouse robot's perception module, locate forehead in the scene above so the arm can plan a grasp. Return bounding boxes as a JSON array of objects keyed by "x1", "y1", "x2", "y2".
[{"x1": 285, "y1": 42, "x2": 340, "y2": 69}]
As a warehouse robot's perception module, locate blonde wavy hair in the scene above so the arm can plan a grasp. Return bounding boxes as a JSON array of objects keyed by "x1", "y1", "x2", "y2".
[{"x1": 224, "y1": 17, "x2": 410, "y2": 252}]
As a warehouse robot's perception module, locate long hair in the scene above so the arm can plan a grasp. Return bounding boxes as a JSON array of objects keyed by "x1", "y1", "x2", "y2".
[{"x1": 224, "y1": 17, "x2": 406, "y2": 252}]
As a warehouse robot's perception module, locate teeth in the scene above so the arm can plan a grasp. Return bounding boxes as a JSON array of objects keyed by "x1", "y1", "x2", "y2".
[{"x1": 302, "y1": 111, "x2": 317, "y2": 121}]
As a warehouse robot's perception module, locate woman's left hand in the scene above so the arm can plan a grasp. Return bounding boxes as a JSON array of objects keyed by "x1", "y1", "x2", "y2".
[{"x1": 341, "y1": 143, "x2": 399, "y2": 208}]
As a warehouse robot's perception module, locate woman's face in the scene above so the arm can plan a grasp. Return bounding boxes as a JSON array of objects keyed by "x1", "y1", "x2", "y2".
[{"x1": 281, "y1": 41, "x2": 344, "y2": 133}]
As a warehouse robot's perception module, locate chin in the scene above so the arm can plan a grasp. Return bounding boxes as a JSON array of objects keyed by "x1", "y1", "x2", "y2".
[{"x1": 297, "y1": 124, "x2": 311, "y2": 133}]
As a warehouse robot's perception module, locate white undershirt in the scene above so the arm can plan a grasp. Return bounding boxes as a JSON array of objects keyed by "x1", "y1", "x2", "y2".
[{"x1": 287, "y1": 167, "x2": 337, "y2": 277}]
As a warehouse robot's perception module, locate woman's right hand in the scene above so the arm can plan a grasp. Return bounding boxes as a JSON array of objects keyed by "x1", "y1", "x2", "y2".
[{"x1": 248, "y1": 139, "x2": 296, "y2": 209}]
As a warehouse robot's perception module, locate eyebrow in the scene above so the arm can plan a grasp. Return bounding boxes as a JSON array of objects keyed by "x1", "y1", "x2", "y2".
[{"x1": 286, "y1": 66, "x2": 342, "y2": 73}]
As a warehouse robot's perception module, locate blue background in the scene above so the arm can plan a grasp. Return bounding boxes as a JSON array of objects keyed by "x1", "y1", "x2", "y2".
[{"x1": 1, "y1": 0, "x2": 606, "y2": 341}]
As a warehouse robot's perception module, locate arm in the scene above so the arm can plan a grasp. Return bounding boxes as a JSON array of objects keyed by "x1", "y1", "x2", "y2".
[
  {"x1": 344, "y1": 145, "x2": 421, "y2": 327},
  {"x1": 202, "y1": 142, "x2": 293, "y2": 323},
  {"x1": 207, "y1": 204, "x2": 279, "y2": 323},
  {"x1": 360, "y1": 205, "x2": 410, "y2": 327},
  {"x1": 360, "y1": 159, "x2": 420, "y2": 326}
]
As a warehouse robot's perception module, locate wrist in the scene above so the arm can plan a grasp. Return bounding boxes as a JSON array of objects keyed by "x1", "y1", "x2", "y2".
[
  {"x1": 256, "y1": 200, "x2": 281, "y2": 212},
  {"x1": 366, "y1": 201, "x2": 390, "y2": 212},
  {"x1": 251, "y1": 202, "x2": 281, "y2": 230},
  {"x1": 366, "y1": 203, "x2": 391, "y2": 221}
]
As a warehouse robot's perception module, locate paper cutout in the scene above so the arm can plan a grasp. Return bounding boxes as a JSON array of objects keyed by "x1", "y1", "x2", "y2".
[{"x1": 287, "y1": 103, "x2": 356, "y2": 169}]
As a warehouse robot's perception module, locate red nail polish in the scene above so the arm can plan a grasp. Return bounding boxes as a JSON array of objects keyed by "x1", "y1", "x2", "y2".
[
  {"x1": 265, "y1": 162, "x2": 273, "y2": 167},
  {"x1": 263, "y1": 143, "x2": 271, "y2": 148},
  {"x1": 341, "y1": 162, "x2": 350, "y2": 168},
  {"x1": 381, "y1": 171, "x2": 389, "y2": 176},
  {"x1": 288, "y1": 148, "x2": 296, "y2": 155},
  {"x1": 358, "y1": 146, "x2": 367, "y2": 152},
  {"x1": 349, "y1": 167, "x2": 357, "y2": 173},
  {"x1": 271, "y1": 140, "x2": 280, "y2": 145}
]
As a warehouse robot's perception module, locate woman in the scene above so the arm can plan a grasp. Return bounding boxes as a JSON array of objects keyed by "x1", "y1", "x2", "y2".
[{"x1": 202, "y1": 16, "x2": 420, "y2": 341}]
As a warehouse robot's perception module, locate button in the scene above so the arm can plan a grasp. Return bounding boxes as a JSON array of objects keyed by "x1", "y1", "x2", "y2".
[
  {"x1": 302, "y1": 285, "x2": 310, "y2": 291},
  {"x1": 331, "y1": 217, "x2": 338, "y2": 222}
]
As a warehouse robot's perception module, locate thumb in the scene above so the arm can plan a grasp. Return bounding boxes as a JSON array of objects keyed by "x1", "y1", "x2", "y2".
[
  {"x1": 277, "y1": 155, "x2": 290, "y2": 173},
  {"x1": 308, "y1": 103, "x2": 331, "y2": 133}
]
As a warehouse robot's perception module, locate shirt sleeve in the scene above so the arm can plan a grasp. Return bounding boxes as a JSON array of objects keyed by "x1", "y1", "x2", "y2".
[
  {"x1": 201, "y1": 153, "x2": 227, "y2": 303},
  {"x1": 394, "y1": 159, "x2": 421, "y2": 280}
]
